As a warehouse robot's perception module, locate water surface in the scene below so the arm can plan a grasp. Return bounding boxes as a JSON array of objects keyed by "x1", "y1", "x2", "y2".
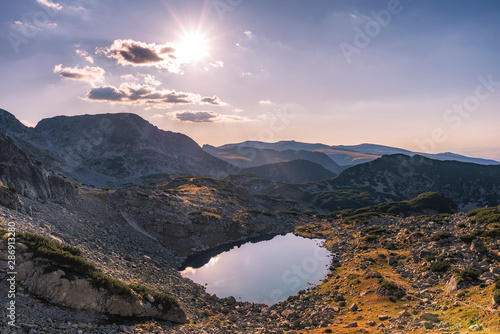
[{"x1": 180, "y1": 233, "x2": 331, "y2": 305}]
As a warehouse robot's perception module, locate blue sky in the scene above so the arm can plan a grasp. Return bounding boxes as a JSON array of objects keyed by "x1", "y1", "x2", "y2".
[{"x1": 1, "y1": 0, "x2": 500, "y2": 159}]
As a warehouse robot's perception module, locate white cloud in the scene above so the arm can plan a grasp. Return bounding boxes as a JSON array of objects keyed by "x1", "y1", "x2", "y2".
[
  {"x1": 75, "y1": 49, "x2": 94, "y2": 64},
  {"x1": 36, "y1": 0, "x2": 63, "y2": 11},
  {"x1": 233, "y1": 108, "x2": 244, "y2": 113},
  {"x1": 259, "y1": 100, "x2": 272, "y2": 104},
  {"x1": 20, "y1": 120, "x2": 36, "y2": 128},
  {"x1": 151, "y1": 114, "x2": 165, "y2": 119},
  {"x1": 210, "y1": 61, "x2": 224, "y2": 68},
  {"x1": 244, "y1": 30, "x2": 255, "y2": 39}
]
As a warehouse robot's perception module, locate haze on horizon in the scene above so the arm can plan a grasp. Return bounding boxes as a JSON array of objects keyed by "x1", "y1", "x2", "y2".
[{"x1": 1, "y1": 0, "x2": 499, "y2": 160}]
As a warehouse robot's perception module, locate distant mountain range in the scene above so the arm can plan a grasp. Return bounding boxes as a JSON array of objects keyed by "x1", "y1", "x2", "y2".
[
  {"x1": 213, "y1": 140, "x2": 499, "y2": 167},
  {"x1": 1, "y1": 109, "x2": 500, "y2": 212}
]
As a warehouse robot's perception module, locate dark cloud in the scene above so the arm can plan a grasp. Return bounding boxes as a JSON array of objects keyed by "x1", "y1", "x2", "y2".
[
  {"x1": 87, "y1": 86, "x2": 125, "y2": 101},
  {"x1": 54, "y1": 64, "x2": 105, "y2": 82},
  {"x1": 85, "y1": 82, "x2": 226, "y2": 107},
  {"x1": 200, "y1": 95, "x2": 224, "y2": 105},
  {"x1": 174, "y1": 111, "x2": 218, "y2": 123},
  {"x1": 98, "y1": 39, "x2": 181, "y2": 71}
]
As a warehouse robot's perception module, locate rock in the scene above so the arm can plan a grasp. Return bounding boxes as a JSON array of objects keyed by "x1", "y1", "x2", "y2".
[
  {"x1": 366, "y1": 320, "x2": 376, "y2": 326},
  {"x1": 349, "y1": 303, "x2": 358, "y2": 312},
  {"x1": 422, "y1": 321, "x2": 433, "y2": 329},
  {"x1": 397, "y1": 310, "x2": 411, "y2": 318},
  {"x1": 388, "y1": 256, "x2": 397, "y2": 266},
  {"x1": 344, "y1": 322, "x2": 358, "y2": 328},
  {"x1": 445, "y1": 276, "x2": 458, "y2": 294},
  {"x1": 378, "y1": 315, "x2": 389, "y2": 321},
  {"x1": 470, "y1": 240, "x2": 487, "y2": 253},
  {"x1": 468, "y1": 324, "x2": 483, "y2": 331},
  {"x1": 225, "y1": 296, "x2": 236, "y2": 305},
  {"x1": 420, "y1": 313, "x2": 439, "y2": 323}
]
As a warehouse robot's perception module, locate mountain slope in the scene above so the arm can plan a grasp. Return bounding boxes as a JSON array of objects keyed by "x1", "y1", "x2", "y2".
[
  {"x1": 203, "y1": 144, "x2": 343, "y2": 173},
  {"x1": 241, "y1": 159, "x2": 336, "y2": 183},
  {"x1": 0, "y1": 132, "x2": 76, "y2": 201}
]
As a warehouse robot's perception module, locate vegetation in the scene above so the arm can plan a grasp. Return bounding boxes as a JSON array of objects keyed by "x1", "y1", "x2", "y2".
[
  {"x1": 429, "y1": 261, "x2": 451, "y2": 273},
  {"x1": 327, "y1": 192, "x2": 456, "y2": 221},
  {"x1": 455, "y1": 269, "x2": 480, "y2": 284},
  {"x1": 430, "y1": 232, "x2": 453, "y2": 241},
  {"x1": 129, "y1": 284, "x2": 179, "y2": 309},
  {"x1": 378, "y1": 278, "x2": 398, "y2": 290},
  {"x1": 6, "y1": 231, "x2": 179, "y2": 310}
]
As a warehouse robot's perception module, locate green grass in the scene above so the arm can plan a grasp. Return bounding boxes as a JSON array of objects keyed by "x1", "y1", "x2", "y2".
[
  {"x1": 129, "y1": 284, "x2": 179, "y2": 309},
  {"x1": 455, "y1": 269, "x2": 480, "y2": 284},
  {"x1": 378, "y1": 278, "x2": 398, "y2": 290}
]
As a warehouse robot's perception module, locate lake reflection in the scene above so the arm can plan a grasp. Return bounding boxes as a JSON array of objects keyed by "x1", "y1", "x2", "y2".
[{"x1": 180, "y1": 233, "x2": 331, "y2": 305}]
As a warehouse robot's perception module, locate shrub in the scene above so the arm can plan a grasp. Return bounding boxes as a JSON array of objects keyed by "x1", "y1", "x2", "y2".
[
  {"x1": 87, "y1": 271, "x2": 131, "y2": 295},
  {"x1": 457, "y1": 222, "x2": 468, "y2": 229},
  {"x1": 364, "y1": 235, "x2": 378, "y2": 242},
  {"x1": 129, "y1": 284, "x2": 179, "y2": 310},
  {"x1": 430, "y1": 232, "x2": 453, "y2": 241},
  {"x1": 456, "y1": 269, "x2": 480, "y2": 283},
  {"x1": 347, "y1": 273, "x2": 360, "y2": 280},
  {"x1": 361, "y1": 226, "x2": 387, "y2": 235},
  {"x1": 494, "y1": 290, "x2": 500, "y2": 304},
  {"x1": 429, "y1": 261, "x2": 450, "y2": 273},
  {"x1": 378, "y1": 278, "x2": 398, "y2": 290}
]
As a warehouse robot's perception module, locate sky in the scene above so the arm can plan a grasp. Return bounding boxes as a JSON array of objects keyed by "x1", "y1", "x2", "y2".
[{"x1": 1, "y1": 0, "x2": 500, "y2": 160}]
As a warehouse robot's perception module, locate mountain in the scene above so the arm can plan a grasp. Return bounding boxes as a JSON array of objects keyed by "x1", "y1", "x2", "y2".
[
  {"x1": 278, "y1": 154, "x2": 500, "y2": 212},
  {"x1": 203, "y1": 144, "x2": 343, "y2": 173},
  {"x1": 0, "y1": 109, "x2": 233, "y2": 188},
  {"x1": 241, "y1": 159, "x2": 336, "y2": 183},
  {"x1": 214, "y1": 140, "x2": 499, "y2": 166}
]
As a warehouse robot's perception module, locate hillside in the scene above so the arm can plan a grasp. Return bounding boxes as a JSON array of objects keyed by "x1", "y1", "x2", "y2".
[{"x1": 241, "y1": 159, "x2": 337, "y2": 183}]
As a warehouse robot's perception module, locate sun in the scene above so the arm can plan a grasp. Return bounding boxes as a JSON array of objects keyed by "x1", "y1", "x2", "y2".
[{"x1": 176, "y1": 32, "x2": 208, "y2": 63}]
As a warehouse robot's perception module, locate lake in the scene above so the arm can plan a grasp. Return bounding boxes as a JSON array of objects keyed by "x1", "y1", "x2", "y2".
[{"x1": 180, "y1": 233, "x2": 331, "y2": 305}]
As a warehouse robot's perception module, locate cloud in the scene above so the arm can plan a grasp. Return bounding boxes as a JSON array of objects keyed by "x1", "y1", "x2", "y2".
[
  {"x1": 120, "y1": 73, "x2": 161, "y2": 86},
  {"x1": 54, "y1": 64, "x2": 105, "y2": 83},
  {"x1": 259, "y1": 100, "x2": 272, "y2": 104},
  {"x1": 20, "y1": 120, "x2": 36, "y2": 128},
  {"x1": 233, "y1": 108, "x2": 244, "y2": 113},
  {"x1": 85, "y1": 82, "x2": 226, "y2": 108},
  {"x1": 240, "y1": 72, "x2": 252, "y2": 77},
  {"x1": 172, "y1": 110, "x2": 218, "y2": 123},
  {"x1": 97, "y1": 39, "x2": 184, "y2": 72},
  {"x1": 75, "y1": 49, "x2": 94, "y2": 63},
  {"x1": 151, "y1": 114, "x2": 165, "y2": 119},
  {"x1": 200, "y1": 96, "x2": 225, "y2": 106},
  {"x1": 168, "y1": 110, "x2": 252, "y2": 123},
  {"x1": 244, "y1": 30, "x2": 255, "y2": 39},
  {"x1": 210, "y1": 61, "x2": 224, "y2": 68},
  {"x1": 36, "y1": 0, "x2": 62, "y2": 11}
]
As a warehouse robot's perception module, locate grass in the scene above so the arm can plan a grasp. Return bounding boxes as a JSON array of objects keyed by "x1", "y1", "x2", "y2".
[{"x1": 455, "y1": 269, "x2": 480, "y2": 284}]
